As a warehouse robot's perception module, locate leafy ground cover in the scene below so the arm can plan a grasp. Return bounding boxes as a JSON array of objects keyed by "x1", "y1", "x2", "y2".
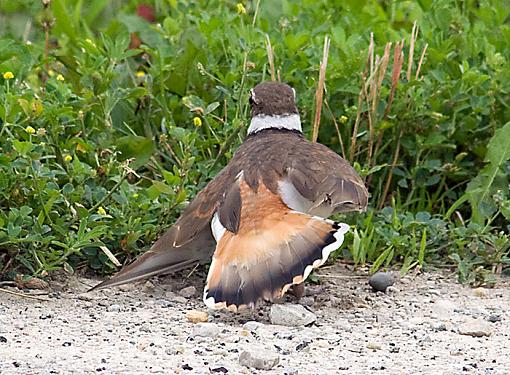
[{"x1": 0, "y1": 0, "x2": 509, "y2": 285}]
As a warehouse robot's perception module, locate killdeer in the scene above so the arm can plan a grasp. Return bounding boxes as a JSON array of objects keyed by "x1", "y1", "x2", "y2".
[{"x1": 91, "y1": 82, "x2": 368, "y2": 312}]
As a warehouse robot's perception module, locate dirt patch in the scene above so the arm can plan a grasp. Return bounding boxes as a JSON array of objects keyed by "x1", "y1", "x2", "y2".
[{"x1": 1, "y1": 264, "x2": 509, "y2": 374}]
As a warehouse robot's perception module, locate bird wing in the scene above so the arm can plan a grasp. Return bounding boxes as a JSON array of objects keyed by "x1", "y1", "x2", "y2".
[
  {"x1": 231, "y1": 130, "x2": 368, "y2": 215},
  {"x1": 284, "y1": 140, "x2": 369, "y2": 213}
]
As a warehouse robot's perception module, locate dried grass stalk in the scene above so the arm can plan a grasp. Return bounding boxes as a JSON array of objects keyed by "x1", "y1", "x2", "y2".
[
  {"x1": 252, "y1": 0, "x2": 261, "y2": 27},
  {"x1": 265, "y1": 34, "x2": 276, "y2": 81},
  {"x1": 377, "y1": 42, "x2": 392, "y2": 93},
  {"x1": 384, "y1": 40, "x2": 404, "y2": 118},
  {"x1": 369, "y1": 32, "x2": 374, "y2": 77},
  {"x1": 100, "y1": 245, "x2": 121, "y2": 267},
  {"x1": 349, "y1": 34, "x2": 374, "y2": 162},
  {"x1": 415, "y1": 43, "x2": 428, "y2": 80},
  {"x1": 369, "y1": 42, "x2": 392, "y2": 174},
  {"x1": 312, "y1": 36, "x2": 330, "y2": 143},
  {"x1": 366, "y1": 53, "x2": 379, "y2": 172},
  {"x1": 406, "y1": 21, "x2": 418, "y2": 81}
]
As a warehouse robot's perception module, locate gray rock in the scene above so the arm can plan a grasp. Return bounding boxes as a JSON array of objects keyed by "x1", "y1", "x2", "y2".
[
  {"x1": 299, "y1": 296, "x2": 315, "y2": 307},
  {"x1": 178, "y1": 286, "x2": 197, "y2": 298},
  {"x1": 270, "y1": 304, "x2": 316, "y2": 326},
  {"x1": 488, "y1": 314, "x2": 502, "y2": 323},
  {"x1": 376, "y1": 313, "x2": 391, "y2": 324},
  {"x1": 431, "y1": 299, "x2": 456, "y2": 318},
  {"x1": 164, "y1": 291, "x2": 188, "y2": 304},
  {"x1": 242, "y1": 321, "x2": 264, "y2": 332},
  {"x1": 239, "y1": 347, "x2": 279, "y2": 370},
  {"x1": 335, "y1": 318, "x2": 353, "y2": 332},
  {"x1": 157, "y1": 300, "x2": 173, "y2": 308},
  {"x1": 141, "y1": 280, "x2": 155, "y2": 292},
  {"x1": 458, "y1": 320, "x2": 492, "y2": 337},
  {"x1": 417, "y1": 334, "x2": 432, "y2": 346},
  {"x1": 283, "y1": 367, "x2": 299, "y2": 375},
  {"x1": 118, "y1": 284, "x2": 137, "y2": 292},
  {"x1": 77, "y1": 293, "x2": 95, "y2": 301},
  {"x1": 107, "y1": 304, "x2": 121, "y2": 312},
  {"x1": 368, "y1": 272, "x2": 394, "y2": 292},
  {"x1": 430, "y1": 321, "x2": 447, "y2": 331},
  {"x1": 191, "y1": 323, "x2": 221, "y2": 338}
]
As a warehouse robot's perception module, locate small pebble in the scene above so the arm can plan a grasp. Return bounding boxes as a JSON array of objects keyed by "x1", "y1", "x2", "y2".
[
  {"x1": 142, "y1": 281, "x2": 155, "y2": 292},
  {"x1": 23, "y1": 277, "x2": 49, "y2": 290},
  {"x1": 77, "y1": 294, "x2": 95, "y2": 301},
  {"x1": 366, "y1": 342, "x2": 382, "y2": 350},
  {"x1": 242, "y1": 321, "x2": 264, "y2": 332},
  {"x1": 473, "y1": 288, "x2": 487, "y2": 298},
  {"x1": 191, "y1": 323, "x2": 221, "y2": 338},
  {"x1": 210, "y1": 367, "x2": 228, "y2": 373},
  {"x1": 186, "y1": 310, "x2": 209, "y2": 323},
  {"x1": 299, "y1": 296, "x2": 315, "y2": 307},
  {"x1": 118, "y1": 284, "x2": 136, "y2": 292},
  {"x1": 488, "y1": 314, "x2": 502, "y2": 323},
  {"x1": 334, "y1": 318, "x2": 353, "y2": 332},
  {"x1": 430, "y1": 321, "x2": 447, "y2": 331},
  {"x1": 284, "y1": 367, "x2": 299, "y2": 375},
  {"x1": 239, "y1": 348, "x2": 279, "y2": 370},
  {"x1": 368, "y1": 272, "x2": 394, "y2": 292},
  {"x1": 164, "y1": 291, "x2": 188, "y2": 304},
  {"x1": 107, "y1": 304, "x2": 121, "y2": 312},
  {"x1": 157, "y1": 300, "x2": 173, "y2": 308},
  {"x1": 269, "y1": 304, "x2": 316, "y2": 326},
  {"x1": 178, "y1": 286, "x2": 197, "y2": 298},
  {"x1": 431, "y1": 299, "x2": 457, "y2": 317},
  {"x1": 458, "y1": 320, "x2": 492, "y2": 337}
]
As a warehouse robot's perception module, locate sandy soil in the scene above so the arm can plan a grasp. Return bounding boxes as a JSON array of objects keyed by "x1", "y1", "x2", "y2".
[{"x1": 1, "y1": 264, "x2": 509, "y2": 375}]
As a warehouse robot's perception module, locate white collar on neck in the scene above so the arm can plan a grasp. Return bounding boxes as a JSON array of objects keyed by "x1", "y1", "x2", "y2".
[{"x1": 247, "y1": 114, "x2": 302, "y2": 135}]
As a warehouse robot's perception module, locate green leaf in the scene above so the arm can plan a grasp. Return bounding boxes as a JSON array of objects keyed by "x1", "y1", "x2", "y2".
[
  {"x1": 19, "y1": 206, "x2": 32, "y2": 218},
  {"x1": 151, "y1": 180, "x2": 174, "y2": 195},
  {"x1": 466, "y1": 121, "x2": 510, "y2": 223},
  {"x1": 182, "y1": 95, "x2": 205, "y2": 114},
  {"x1": 351, "y1": 228, "x2": 361, "y2": 264},
  {"x1": 63, "y1": 262, "x2": 75, "y2": 274},
  {"x1": 162, "y1": 170, "x2": 181, "y2": 186},
  {"x1": 53, "y1": 0, "x2": 77, "y2": 40},
  {"x1": 84, "y1": 0, "x2": 109, "y2": 25},
  {"x1": 116, "y1": 135, "x2": 154, "y2": 169},
  {"x1": 418, "y1": 229, "x2": 427, "y2": 267},
  {"x1": 205, "y1": 102, "x2": 220, "y2": 115},
  {"x1": 12, "y1": 140, "x2": 34, "y2": 156},
  {"x1": 370, "y1": 246, "x2": 394, "y2": 273}
]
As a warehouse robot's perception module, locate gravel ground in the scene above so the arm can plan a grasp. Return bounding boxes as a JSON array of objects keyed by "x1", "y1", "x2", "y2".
[{"x1": 1, "y1": 263, "x2": 509, "y2": 375}]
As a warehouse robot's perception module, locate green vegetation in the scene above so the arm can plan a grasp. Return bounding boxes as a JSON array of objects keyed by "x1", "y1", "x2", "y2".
[{"x1": 1, "y1": 0, "x2": 509, "y2": 285}]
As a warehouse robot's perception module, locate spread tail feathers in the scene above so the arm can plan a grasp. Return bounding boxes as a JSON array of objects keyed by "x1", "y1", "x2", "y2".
[{"x1": 203, "y1": 212, "x2": 349, "y2": 312}]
